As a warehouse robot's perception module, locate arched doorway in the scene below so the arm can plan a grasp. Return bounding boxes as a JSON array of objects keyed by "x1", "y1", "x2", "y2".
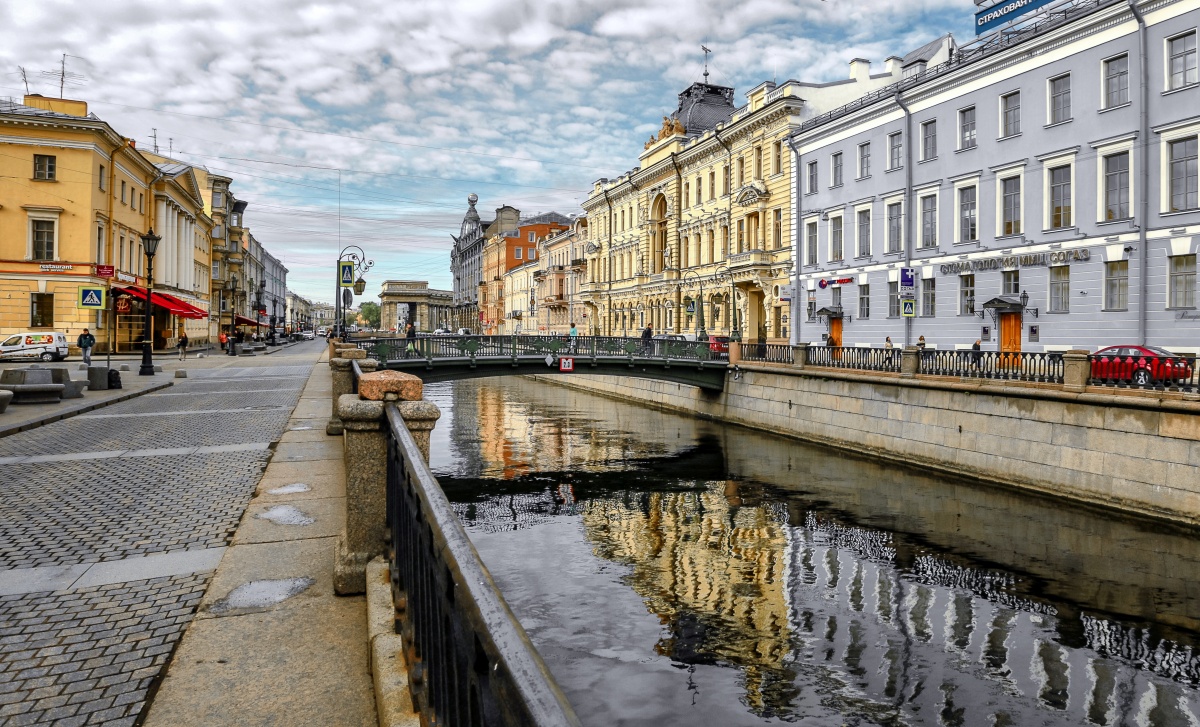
[{"x1": 650, "y1": 195, "x2": 667, "y2": 274}]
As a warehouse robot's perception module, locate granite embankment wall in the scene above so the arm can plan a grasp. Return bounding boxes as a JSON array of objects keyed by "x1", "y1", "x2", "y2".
[{"x1": 532, "y1": 365, "x2": 1200, "y2": 527}]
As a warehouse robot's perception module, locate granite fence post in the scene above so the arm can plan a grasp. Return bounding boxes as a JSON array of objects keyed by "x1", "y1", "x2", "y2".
[
  {"x1": 327, "y1": 350, "x2": 367, "y2": 436},
  {"x1": 1062, "y1": 350, "x2": 1091, "y2": 391},
  {"x1": 900, "y1": 346, "x2": 920, "y2": 378},
  {"x1": 728, "y1": 341, "x2": 742, "y2": 365},
  {"x1": 793, "y1": 343, "x2": 809, "y2": 370}
]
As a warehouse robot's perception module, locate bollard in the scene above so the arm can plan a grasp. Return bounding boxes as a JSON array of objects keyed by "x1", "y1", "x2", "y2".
[
  {"x1": 900, "y1": 345, "x2": 920, "y2": 378},
  {"x1": 793, "y1": 342, "x2": 809, "y2": 370},
  {"x1": 1062, "y1": 350, "x2": 1091, "y2": 391}
]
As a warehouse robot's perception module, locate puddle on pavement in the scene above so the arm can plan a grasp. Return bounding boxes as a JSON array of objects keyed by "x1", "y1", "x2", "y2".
[
  {"x1": 208, "y1": 577, "x2": 315, "y2": 614},
  {"x1": 254, "y1": 504, "x2": 314, "y2": 525},
  {"x1": 289, "y1": 426, "x2": 314, "y2": 430},
  {"x1": 266, "y1": 483, "x2": 311, "y2": 495}
]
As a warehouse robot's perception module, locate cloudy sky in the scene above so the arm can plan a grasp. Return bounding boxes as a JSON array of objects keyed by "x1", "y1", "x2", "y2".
[{"x1": 2, "y1": 0, "x2": 972, "y2": 303}]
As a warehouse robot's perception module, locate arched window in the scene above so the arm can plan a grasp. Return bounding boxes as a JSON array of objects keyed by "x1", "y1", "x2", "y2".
[{"x1": 650, "y1": 195, "x2": 667, "y2": 274}]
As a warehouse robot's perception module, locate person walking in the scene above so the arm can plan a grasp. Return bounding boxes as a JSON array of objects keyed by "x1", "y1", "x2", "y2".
[
  {"x1": 218, "y1": 331, "x2": 228, "y2": 352},
  {"x1": 405, "y1": 322, "x2": 417, "y2": 358},
  {"x1": 177, "y1": 332, "x2": 189, "y2": 361},
  {"x1": 77, "y1": 328, "x2": 96, "y2": 365},
  {"x1": 971, "y1": 338, "x2": 982, "y2": 368},
  {"x1": 568, "y1": 322, "x2": 578, "y2": 353},
  {"x1": 641, "y1": 323, "x2": 652, "y2": 353}
]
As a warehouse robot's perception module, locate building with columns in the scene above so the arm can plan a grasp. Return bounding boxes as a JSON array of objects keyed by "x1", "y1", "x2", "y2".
[{"x1": 379, "y1": 280, "x2": 453, "y2": 333}]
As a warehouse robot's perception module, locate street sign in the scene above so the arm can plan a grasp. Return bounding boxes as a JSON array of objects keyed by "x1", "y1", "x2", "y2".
[
  {"x1": 339, "y1": 261, "x2": 355, "y2": 288},
  {"x1": 95, "y1": 265, "x2": 114, "y2": 278},
  {"x1": 77, "y1": 287, "x2": 106, "y2": 310},
  {"x1": 901, "y1": 299, "x2": 917, "y2": 318},
  {"x1": 559, "y1": 357, "x2": 575, "y2": 372},
  {"x1": 899, "y1": 267, "x2": 916, "y2": 291},
  {"x1": 342, "y1": 289, "x2": 352, "y2": 307}
]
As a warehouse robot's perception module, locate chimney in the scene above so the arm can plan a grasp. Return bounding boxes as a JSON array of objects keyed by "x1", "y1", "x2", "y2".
[
  {"x1": 884, "y1": 56, "x2": 903, "y2": 76},
  {"x1": 849, "y1": 58, "x2": 871, "y2": 82}
]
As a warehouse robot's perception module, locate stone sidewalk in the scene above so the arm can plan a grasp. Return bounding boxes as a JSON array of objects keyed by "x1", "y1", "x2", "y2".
[{"x1": 142, "y1": 351, "x2": 378, "y2": 726}]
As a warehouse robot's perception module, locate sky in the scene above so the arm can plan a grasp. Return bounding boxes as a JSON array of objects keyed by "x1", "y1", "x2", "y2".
[{"x1": 1, "y1": 0, "x2": 973, "y2": 304}]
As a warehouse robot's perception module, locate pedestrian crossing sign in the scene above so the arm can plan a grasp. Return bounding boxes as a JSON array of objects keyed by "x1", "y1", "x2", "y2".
[
  {"x1": 901, "y1": 299, "x2": 916, "y2": 318},
  {"x1": 339, "y1": 261, "x2": 355, "y2": 288},
  {"x1": 77, "y1": 287, "x2": 106, "y2": 310}
]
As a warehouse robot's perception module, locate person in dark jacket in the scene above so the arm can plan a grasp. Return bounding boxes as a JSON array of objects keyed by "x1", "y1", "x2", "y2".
[
  {"x1": 77, "y1": 329, "x2": 96, "y2": 365},
  {"x1": 177, "y1": 332, "x2": 189, "y2": 361},
  {"x1": 405, "y1": 323, "x2": 417, "y2": 358},
  {"x1": 641, "y1": 324, "x2": 652, "y2": 353}
]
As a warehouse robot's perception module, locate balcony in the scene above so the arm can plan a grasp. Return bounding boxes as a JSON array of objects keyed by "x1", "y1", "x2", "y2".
[
  {"x1": 728, "y1": 249, "x2": 770, "y2": 272},
  {"x1": 542, "y1": 294, "x2": 567, "y2": 307}
]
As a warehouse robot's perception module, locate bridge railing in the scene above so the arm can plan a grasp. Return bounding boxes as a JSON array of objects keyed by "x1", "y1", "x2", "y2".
[
  {"x1": 380, "y1": 395, "x2": 581, "y2": 726},
  {"x1": 805, "y1": 346, "x2": 900, "y2": 372},
  {"x1": 920, "y1": 349, "x2": 1064, "y2": 384},
  {"x1": 738, "y1": 343, "x2": 795, "y2": 365},
  {"x1": 356, "y1": 335, "x2": 717, "y2": 363}
]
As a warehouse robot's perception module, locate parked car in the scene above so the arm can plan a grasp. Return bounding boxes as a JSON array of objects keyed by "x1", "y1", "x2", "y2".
[
  {"x1": 317, "y1": 327, "x2": 328, "y2": 337},
  {"x1": 652, "y1": 334, "x2": 686, "y2": 341},
  {"x1": 456, "y1": 328, "x2": 472, "y2": 335},
  {"x1": 0, "y1": 332, "x2": 70, "y2": 361},
  {"x1": 300, "y1": 330, "x2": 315, "y2": 340},
  {"x1": 708, "y1": 336, "x2": 731, "y2": 357},
  {"x1": 1090, "y1": 345, "x2": 1194, "y2": 386},
  {"x1": 433, "y1": 328, "x2": 448, "y2": 335}
]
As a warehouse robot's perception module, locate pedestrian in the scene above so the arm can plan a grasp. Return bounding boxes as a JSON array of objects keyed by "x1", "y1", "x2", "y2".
[
  {"x1": 218, "y1": 331, "x2": 228, "y2": 352},
  {"x1": 971, "y1": 338, "x2": 982, "y2": 367},
  {"x1": 917, "y1": 335, "x2": 927, "y2": 350},
  {"x1": 177, "y1": 332, "x2": 189, "y2": 361},
  {"x1": 568, "y1": 321, "x2": 578, "y2": 352},
  {"x1": 77, "y1": 328, "x2": 96, "y2": 365},
  {"x1": 405, "y1": 322, "x2": 417, "y2": 358},
  {"x1": 884, "y1": 336, "x2": 893, "y2": 350}
]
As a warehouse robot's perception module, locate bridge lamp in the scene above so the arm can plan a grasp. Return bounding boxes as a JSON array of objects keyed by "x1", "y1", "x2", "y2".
[{"x1": 354, "y1": 277, "x2": 367, "y2": 296}]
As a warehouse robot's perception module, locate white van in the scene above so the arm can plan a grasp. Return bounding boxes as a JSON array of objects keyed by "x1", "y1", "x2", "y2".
[{"x1": 0, "y1": 332, "x2": 70, "y2": 361}]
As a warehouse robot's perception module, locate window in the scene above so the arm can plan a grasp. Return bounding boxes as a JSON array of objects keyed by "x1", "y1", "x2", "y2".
[
  {"x1": 1104, "y1": 152, "x2": 1130, "y2": 220},
  {"x1": 723, "y1": 165, "x2": 731, "y2": 195},
  {"x1": 1169, "y1": 137, "x2": 1198, "y2": 211},
  {"x1": 888, "y1": 133, "x2": 903, "y2": 169},
  {"x1": 889, "y1": 281, "x2": 900, "y2": 317},
  {"x1": 695, "y1": 177, "x2": 702, "y2": 205},
  {"x1": 529, "y1": 247, "x2": 537, "y2": 259},
  {"x1": 773, "y1": 141, "x2": 782, "y2": 174},
  {"x1": 213, "y1": 191, "x2": 224, "y2": 209},
  {"x1": 96, "y1": 227, "x2": 104, "y2": 264},
  {"x1": 857, "y1": 209, "x2": 871, "y2": 257},
  {"x1": 1002, "y1": 177, "x2": 1022, "y2": 235},
  {"x1": 1002, "y1": 270, "x2": 1020, "y2": 295},
  {"x1": 33, "y1": 154, "x2": 56, "y2": 180},
  {"x1": 886, "y1": 202, "x2": 902, "y2": 253},
  {"x1": 138, "y1": 192, "x2": 143, "y2": 214},
  {"x1": 961, "y1": 274, "x2": 976, "y2": 315},
  {"x1": 514, "y1": 247, "x2": 523, "y2": 260},
  {"x1": 921, "y1": 120, "x2": 937, "y2": 160},
  {"x1": 737, "y1": 220, "x2": 745, "y2": 250},
  {"x1": 859, "y1": 285, "x2": 870, "y2": 319},
  {"x1": 832, "y1": 152, "x2": 843, "y2": 187},
  {"x1": 1170, "y1": 255, "x2": 1196, "y2": 308},
  {"x1": 119, "y1": 237, "x2": 124, "y2": 272},
  {"x1": 830, "y1": 217, "x2": 843, "y2": 261},
  {"x1": 921, "y1": 278, "x2": 936, "y2": 316},
  {"x1": 773, "y1": 209, "x2": 783, "y2": 249},
  {"x1": 528, "y1": 231, "x2": 536, "y2": 242},
  {"x1": 31, "y1": 220, "x2": 54, "y2": 260},
  {"x1": 959, "y1": 107, "x2": 977, "y2": 150},
  {"x1": 1049, "y1": 165, "x2": 1072, "y2": 228},
  {"x1": 709, "y1": 171, "x2": 716, "y2": 200},
  {"x1": 806, "y1": 222, "x2": 817, "y2": 265},
  {"x1": 754, "y1": 146, "x2": 763, "y2": 179},
  {"x1": 683, "y1": 182, "x2": 689, "y2": 208},
  {"x1": 737, "y1": 156, "x2": 745, "y2": 187},
  {"x1": 858, "y1": 142, "x2": 871, "y2": 177},
  {"x1": 1049, "y1": 266, "x2": 1070, "y2": 312},
  {"x1": 99, "y1": 165, "x2": 106, "y2": 190},
  {"x1": 1104, "y1": 55, "x2": 1129, "y2": 107},
  {"x1": 120, "y1": 180, "x2": 127, "y2": 204},
  {"x1": 1169, "y1": 32, "x2": 1198, "y2": 90},
  {"x1": 807, "y1": 161, "x2": 818, "y2": 194},
  {"x1": 1105, "y1": 260, "x2": 1128, "y2": 309},
  {"x1": 920, "y1": 195, "x2": 937, "y2": 248},
  {"x1": 1001, "y1": 91, "x2": 1021, "y2": 137},
  {"x1": 1049, "y1": 74, "x2": 1071, "y2": 124},
  {"x1": 30, "y1": 293, "x2": 53, "y2": 328},
  {"x1": 959, "y1": 186, "x2": 978, "y2": 242}
]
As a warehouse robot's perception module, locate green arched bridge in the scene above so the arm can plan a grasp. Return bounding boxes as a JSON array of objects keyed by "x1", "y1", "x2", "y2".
[{"x1": 350, "y1": 335, "x2": 729, "y2": 391}]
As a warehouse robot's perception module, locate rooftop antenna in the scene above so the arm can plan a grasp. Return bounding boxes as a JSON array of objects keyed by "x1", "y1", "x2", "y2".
[
  {"x1": 151, "y1": 128, "x2": 159, "y2": 154},
  {"x1": 18, "y1": 66, "x2": 30, "y2": 95},
  {"x1": 702, "y1": 45, "x2": 711, "y2": 82},
  {"x1": 38, "y1": 54, "x2": 87, "y2": 99},
  {"x1": 168, "y1": 138, "x2": 173, "y2": 156}
]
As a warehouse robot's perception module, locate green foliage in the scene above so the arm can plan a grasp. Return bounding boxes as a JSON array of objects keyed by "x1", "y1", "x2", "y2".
[{"x1": 359, "y1": 302, "x2": 382, "y2": 328}]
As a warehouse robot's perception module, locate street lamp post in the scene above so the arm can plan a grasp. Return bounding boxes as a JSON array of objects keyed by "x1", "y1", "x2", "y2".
[
  {"x1": 680, "y1": 270, "x2": 709, "y2": 342},
  {"x1": 138, "y1": 229, "x2": 161, "y2": 376},
  {"x1": 227, "y1": 275, "x2": 239, "y2": 356},
  {"x1": 714, "y1": 264, "x2": 741, "y2": 342},
  {"x1": 335, "y1": 246, "x2": 373, "y2": 339}
]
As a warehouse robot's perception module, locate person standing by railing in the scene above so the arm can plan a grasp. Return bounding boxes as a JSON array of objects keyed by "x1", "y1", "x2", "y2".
[
  {"x1": 568, "y1": 322, "x2": 578, "y2": 353},
  {"x1": 404, "y1": 323, "x2": 417, "y2": 358},
  {"x1": 971, "y1": 339, "x2": 982, "y2": 369},
  {"x1": 641, "y1": 324, "x2": 652, "y2": 354}
]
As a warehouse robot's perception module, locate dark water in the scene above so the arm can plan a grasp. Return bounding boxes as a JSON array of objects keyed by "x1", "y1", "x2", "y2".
[{"x1": 426, "y1": 378, "x2": 1200, "y2": 727}]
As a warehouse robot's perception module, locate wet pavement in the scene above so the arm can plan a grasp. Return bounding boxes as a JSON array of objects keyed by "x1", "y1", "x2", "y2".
[
  {"x1": 430, "y1": 377, "x2": 1200, "y2": 727},
  {"x1": 0, "y1": 343, "x2": 323, "y2": 725}
]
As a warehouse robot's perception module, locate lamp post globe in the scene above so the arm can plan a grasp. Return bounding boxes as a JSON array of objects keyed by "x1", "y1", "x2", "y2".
[{"x1": 138, "y1": 229, "x2": 161, "y2": 376}]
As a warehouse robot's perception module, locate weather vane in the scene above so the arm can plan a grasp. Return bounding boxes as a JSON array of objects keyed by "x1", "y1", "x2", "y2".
[{"x1": 702, "y1": 45, "x2": 711, "y2": 82}]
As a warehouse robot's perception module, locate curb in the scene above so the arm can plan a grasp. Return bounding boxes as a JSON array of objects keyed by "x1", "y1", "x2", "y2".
[
  {"x1": 0, "y1": 380, "x2": 175, "y2": 439},
  {"x1": 366, "y1": 558, "x2": 420, "y2": 727}
]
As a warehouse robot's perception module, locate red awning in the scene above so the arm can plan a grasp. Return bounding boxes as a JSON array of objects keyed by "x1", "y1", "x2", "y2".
[
  {"x1": 233, "y1": 315, "x2": 260, "y2": 326},
  {"x1": 116, "y1": 286, "x2": 207, "y2": 319}
]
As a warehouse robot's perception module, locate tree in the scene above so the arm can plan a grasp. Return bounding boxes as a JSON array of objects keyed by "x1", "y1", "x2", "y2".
[{"x1": 359, "y1": 301, "x2": 381, "y2": 329}]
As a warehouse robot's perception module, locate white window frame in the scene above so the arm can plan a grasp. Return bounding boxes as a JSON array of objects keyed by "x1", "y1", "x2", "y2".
[
  {"x1": 1165, "y1": 30, "x2": 1199, "y2": 92},
  {"x1": 803, "y1": 217, "x2": 819, "y2": 266},
  {"x1": 999, "y1": 90, "x2": 1022, "y2": 138},
  {"x1": 958, "y1": 106, "x2": 977, "y2": 150},
  {"x1": 1156, "y1": 120, "x2": 1200, "y2": 214},
  {"x1": 1092, "y1": 135, "x2": 1136, "y2": 222},
  {"x1": 883, "y1": 195, "x2": 904, "y2": 254},
  {"x1": 25, "y1": 207, "x2": 61, "y2": 261},
  {"x1": 854, "y1": 203, "x2": 872, "y2": 258},
  {"x1": 920, "y1": 120, "x2": 937, "y2": 161},
  {"x1": 1101, "y1": 53, "x2": 1130, "y2": 109},
  {"x1": 1039, "y1": 152, "x2": 1077, "y2": 231},
  {"x1": 995, "y1": 165, "x2": 1026, "y2": 237},
  {"x1": 1047, "y1": 73, "x2": 1072, "y2": 125},
  {"x1": 807, "y1": 161, "x2": 818, "y2": 194},
  {"x1": 832, "y1": 152, "x2": 843, "y2": 187},
  {"x1": 917, "y1": 188, "x2": 939, "y2": 250},
  {"x1": 828, "y1": 213, "x2": 844, "y2": 262},
  {"x1": 514, "y1": 247, "x2": 523, "y2": 260},
  {"x1": 857, "y1": 142, "x2": 871, "y2": 178},
  {"x1": 888, "y1": 132, "x2": 903, "y2": 170},
  {"x1": 952, "y1": 175, "x2": 981, "y2": 244}
]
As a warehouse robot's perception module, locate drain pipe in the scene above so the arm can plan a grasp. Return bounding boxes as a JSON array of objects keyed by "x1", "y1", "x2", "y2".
[
  {"x1": 603, "y1": 187, "x2": 614, "y2": 336},
  {"x1": 895, "y1": 90, "x2": 915, "y2": 348},
  {"x1": 786, "y1": 135, "x2": 803, "y2": 346},
  {"x1": 1129, "y1": 0, "x2": 1150, "y2": 346}
]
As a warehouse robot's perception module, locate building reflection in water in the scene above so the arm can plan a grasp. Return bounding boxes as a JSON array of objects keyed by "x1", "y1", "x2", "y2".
[{"x1": 431, "y1": 379, "x2": 1200, "y2": 726}]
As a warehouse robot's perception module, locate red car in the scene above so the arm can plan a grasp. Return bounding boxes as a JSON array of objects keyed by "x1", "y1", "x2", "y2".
[
  {"x1": 708, "y1": 336, "x2": 730, "y2": 357},
  {"x1": 1090, "y1": 345, "x2": 1194, "y2": 386}
]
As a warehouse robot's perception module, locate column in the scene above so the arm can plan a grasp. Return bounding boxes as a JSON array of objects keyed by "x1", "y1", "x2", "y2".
[{"x1": 154, "y1": 199, "x2": 167, "y2": 284}]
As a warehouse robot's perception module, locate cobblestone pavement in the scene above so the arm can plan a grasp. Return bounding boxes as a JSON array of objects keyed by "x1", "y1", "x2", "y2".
[{"x1": 0, "y1": 345, "x2": 322, "y2": 725}]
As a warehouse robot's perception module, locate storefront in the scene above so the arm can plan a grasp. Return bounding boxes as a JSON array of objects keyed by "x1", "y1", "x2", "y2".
[{"x1": 112, "y1": 286, "x2": 207, "y2": 352}]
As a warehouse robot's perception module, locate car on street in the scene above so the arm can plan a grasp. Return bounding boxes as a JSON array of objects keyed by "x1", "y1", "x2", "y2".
[
  {"x1": 433, "y1": 328, "x2": 449, "y2": 335},
  {"x1": 652, "y1": 334, "x2": 685, "y2": 341},
  {"x1": 456, "y1": 328, "x2": 472, "y2": 335},
  {"x1": 1089, "y1": 345, "x2": 1194, "y2": 386},
  {"x1": 0, "y1": 332, "x2": 70, "y2": 361},
  {"x1": 300, "y1": 330, "x2": 315, "y2": 340},
  {"x1": 317, "y1": 327, "x2": 328, "y2": 337},
  {"x1": 708, "y1": 336, "x2": 731, "y2": 357}
]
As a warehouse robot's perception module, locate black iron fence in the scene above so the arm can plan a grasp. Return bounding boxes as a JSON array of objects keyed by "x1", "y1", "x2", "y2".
[
  {"x1": 1087, "y1": 353, "x2": 1197, "y2": 393},
  {"x1": 806, "y1": 346, "x2": 901, "y2": 373},
  {"x1": 738, "y1": 343, "x2": 795, "y2": 365},
  {"x1": 919, "y1": 349, "x2": 1064, "y2": 383},
  {"x1": 385, "y1": 405, "x2": 581, "y2": 727},
  {"x1": 357, "y1": 335, "x2": 717, "y2": 363}
]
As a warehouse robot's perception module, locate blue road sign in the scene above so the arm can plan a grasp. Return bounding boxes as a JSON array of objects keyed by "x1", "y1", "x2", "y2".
[
  {"x1": 901, "y1": 299, "x2": 917, "y2": 318},
  {"x1": 339, "y1": 261, "x2": 355, "y2": 288},
  {"x1": 900, "y1": 267, "x2": 916, "y2": 289},
  {"x1": 77, "y1": 287, "x2": 106, "y2": 309}
]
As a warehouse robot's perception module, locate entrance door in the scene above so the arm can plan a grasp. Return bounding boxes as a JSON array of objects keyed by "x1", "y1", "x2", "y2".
[
  {"x1": 829, "y1": 317, "x2": 843, "y2": 359},
  {"x1": 999, "y1": 312, "x2": 1021, "y2": 367}
]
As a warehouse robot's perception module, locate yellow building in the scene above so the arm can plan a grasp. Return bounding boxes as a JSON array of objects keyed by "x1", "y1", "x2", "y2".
[
  {"x1": 0, "y1": 95, "x2": 211, "y2": 351},
  {"x1": 581, "y1": 81, "x2": 803, "y2": 342}
]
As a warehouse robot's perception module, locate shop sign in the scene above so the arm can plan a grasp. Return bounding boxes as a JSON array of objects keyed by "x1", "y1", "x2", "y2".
[
  {"x1": 39, "y1": 264, "x2": 74, "y2": 272},
  {"x1": 976, "y1": 0, "x2": 1057, "y2": 35},
  {"x1": 940, "y1": 249, "x2": 1090, "y2": 275},
  {"x1": 95, "y1": 265, "x2": 115, "y2": 278},
  {"x1": 116, "y1": 272, "x2": 137, "y2": 283},
  {"x1": 817, "y1": 277, "x2": 854, "y2": 289},
  {"x1": 116, "y1": 296, "x2": 133, "y2": 313},
  {"x1": 1177, "y1": 311, "x2": 1200, "y2": 320}
]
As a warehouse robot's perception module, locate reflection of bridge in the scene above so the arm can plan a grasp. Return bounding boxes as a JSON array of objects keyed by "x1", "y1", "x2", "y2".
[{"x1": 352, "y1": 335, "x2": 729, "y2": 391}]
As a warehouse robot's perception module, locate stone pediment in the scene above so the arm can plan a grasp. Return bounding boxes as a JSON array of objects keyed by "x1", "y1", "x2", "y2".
[{"x1": 734, "y1": 182, "x2": 769, "y2": 207}]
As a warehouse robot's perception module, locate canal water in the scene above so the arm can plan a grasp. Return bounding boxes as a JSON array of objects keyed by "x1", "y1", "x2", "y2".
[{"x1": 426, "y1": 378, "x2": 1200, "y2": 727}]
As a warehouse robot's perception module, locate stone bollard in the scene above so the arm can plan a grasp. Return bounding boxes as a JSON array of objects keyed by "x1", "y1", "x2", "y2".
[
  {"x1": 326, "y1": 350, "x2": 368, "y2": 436},
  {"x1": 1062, "y1": 349, "x2": 1091, "y2": 391},
  {"x1": 728, "y1": 341, "x2": 742, "y2": 365},
  {"x1": 86, "y1": 366, "x2": 110, "y2": 391},
  {"x1": 900, "y1": 345, "x2": 920, "y2": 378},
  {"x1": 793, "y1": 343, "x2": 809, "y2": 370},
  {"x1": 334, "y1": 369, "x2": 434, "y2": 595}
]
